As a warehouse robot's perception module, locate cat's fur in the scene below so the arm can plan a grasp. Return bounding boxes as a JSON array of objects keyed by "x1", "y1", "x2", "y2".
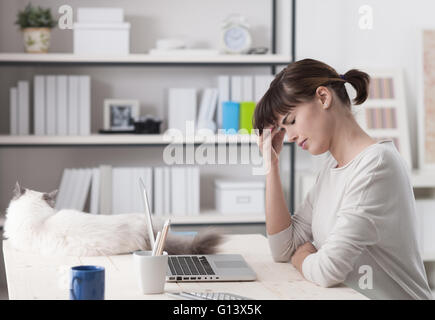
[{"x1": 4, "y1": 182, "x2": 224, "y2": 256}]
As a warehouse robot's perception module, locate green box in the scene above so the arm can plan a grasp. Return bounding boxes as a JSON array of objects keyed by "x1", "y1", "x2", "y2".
[{"x1": 239, "y1": 102, "x2": 256, "y2": 134}]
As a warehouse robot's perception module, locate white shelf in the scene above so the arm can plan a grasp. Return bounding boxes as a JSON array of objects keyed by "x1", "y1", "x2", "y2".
[
  {"x1": 170, "y1": 210, "x2": 265, "y2": 225},
  {"x1": 0, "y1": 53, "x2": 292, "y2": 65},
  {"x1": 0, "y1": 134, "x2": 261, "y2": 146},
  {"x1": 411, "y1": 170, "x2": 435, "y2": 188},
  {"x1": 422, "y1": 251, "x2": 435, "y2": 262},
  {"x1": 0, "y1": 212, "x2": 264, "y2": 227}
]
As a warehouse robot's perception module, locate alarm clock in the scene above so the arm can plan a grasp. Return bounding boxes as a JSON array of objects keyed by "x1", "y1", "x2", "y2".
[{"x1": 221, "y1": 14, "x2": 252, "y2": 54}]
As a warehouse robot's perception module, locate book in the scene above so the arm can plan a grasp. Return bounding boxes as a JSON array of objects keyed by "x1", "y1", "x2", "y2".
[
  {"x1": 46, "y1": 76, "x2": 57, "y2": 135},
  {"x1": 34, "y1": 76, "x2": 45, "y2": 135},
  {"x1": 242, "y1": 76, "x2": 254, "y2": 102},
  {"x1": 206, "y1": 89, "x2": 218, "y2": 122},
  {"x1": 217, "y1": 75, "x2": 230, "y2": 129},
  {"x1": 9, "y1": 87, "x2": 18, "y2": 135},
  {"x1": 254, "y1": 75, "x2": 274, "y2": 102},
  {"x1": 168, "y1": 88, "x2": 197, "y2": 132},
  {"x1": 99, "y1": 165, "x2": 112, "y2": 215},
  {"x1": 197, "y1": 88, "x2": 218, "y2": 131},
  {"x1": 239, "y1": 102, "x2": 256, "y2": 134},
  {"x1": 112, "y1": 167, "x2": 127, "y2": 214},
  {"x1": 130, "y1": 167, "x2": 142, "y2": 213},
  {"x1": 56, "y1": 76, "x2": 68, "y2": 136},
  {"x1": 79, "y1": 75, "x2": 91, "y2": 136},
  {"x1": 222, "y1": 101, "x2": 240, "y2": 133},
  {"x1": 197, "y1": 89, "x2": 212, "y2": 125},
  {"x1": 192, "y1": 166, "x2": 200, "y2": 216},
  {"x1": 164, "y1": 166, "x2": 171, "y2": 216},
  {"x1": 90, "y1": 168, "x2": 100, "y2": 214},
  {"x1": 231, "y1": 76, "x2": 242, "y2": 102},
  {"x1": 17, "y1": 81, "x2": 29, "y2": 135},
  {"x1": 68, "y1": 76, "x2": 79, "y2": 135},
  {"x1": 67, "y1": 168, "x2": 84, "y2": 209},
  {"x1": 55, "y1": 168, "x2": 70, "y2": 210},
  {"x1": 186, "y1": 167, "x2": 192, "y2": 215},
  {"x1": 171, "y1": 167, "x2": 186, "y2": 216},
  {"x1": 142, "y1": 167, "x2": 153, "y2": 214},
  {"x1": 153, "y1": 167, "x2": 164, "y2": 216},
  {"x1": 76, "y1": 168, "x2": 93, "y2": 211},
  {"x1": 62, "y1": 168, "x2": 76, "y2": 209}
]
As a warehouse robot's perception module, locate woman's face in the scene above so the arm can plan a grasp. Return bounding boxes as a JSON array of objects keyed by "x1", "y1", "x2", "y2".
[{"x1": 276, "y1": 87, "x2": 335, "y2": 155}]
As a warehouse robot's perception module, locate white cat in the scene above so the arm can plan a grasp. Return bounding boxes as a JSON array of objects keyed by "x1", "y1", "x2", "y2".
[{"x1": 4, "y1": 182, "x2": 223, "y2": 256}]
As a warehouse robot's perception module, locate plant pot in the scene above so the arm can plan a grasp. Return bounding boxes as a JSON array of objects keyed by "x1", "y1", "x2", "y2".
[{"x1": 22, "y1": 27, "x2": 51, "y2": 53}]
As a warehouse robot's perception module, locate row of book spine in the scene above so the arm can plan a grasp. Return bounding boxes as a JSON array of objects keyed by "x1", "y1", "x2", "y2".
[
  {"x1": 9, "y1": 75, "x2": 91, "y2": 136},
  {"x1": 167, "y1": 74, "x2": 274, "y2": 134},
  {"x1": 55, "y1": 165, "x2": 200, "y2": 217}
]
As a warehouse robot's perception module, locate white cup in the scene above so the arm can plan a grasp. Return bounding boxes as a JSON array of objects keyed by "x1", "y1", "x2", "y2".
[{"x1": 133, "y1": 250, "x2": 168, "y2": 294}]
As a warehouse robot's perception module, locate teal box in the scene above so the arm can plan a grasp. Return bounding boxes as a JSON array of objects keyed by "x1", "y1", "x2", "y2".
[{"x1": 222, "y1": 101, "x2": 240, "y2": 134}]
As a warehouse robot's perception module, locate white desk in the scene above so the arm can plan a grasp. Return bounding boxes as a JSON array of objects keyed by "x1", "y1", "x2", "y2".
[{"x1": 2, "y1": 234, "x2": 367, "y2": 300}]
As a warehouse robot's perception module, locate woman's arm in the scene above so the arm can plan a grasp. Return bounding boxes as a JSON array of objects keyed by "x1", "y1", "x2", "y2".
[
  {"x1": 260, "y1": 129, "x2": 316, "y2": 262},
  {"x1": 300, "y1": 154, "x2": 384, "y2": 287},
  {"x1": 265, "y1": 161, "x2": 291, "y2": 235}
]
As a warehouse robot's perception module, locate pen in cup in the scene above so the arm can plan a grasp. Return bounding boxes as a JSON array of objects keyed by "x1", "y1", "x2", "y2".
[
  {"x1": 152, "y1": 231, "x2": 162, "y2": 256},
  {"x1": 157, "y1": 219, "x2": 171, "y2": 256}
]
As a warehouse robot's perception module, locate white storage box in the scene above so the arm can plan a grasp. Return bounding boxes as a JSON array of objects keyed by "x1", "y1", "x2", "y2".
[
  {"x1": 77, "y1": 8, "x2": 124, "y2": 23},
  {"x1": 73, "y1": 23, "x2": 130, "y2": 55},
  {"x1": 215, "y1": 180, "x2": 265, "y2": 215}
]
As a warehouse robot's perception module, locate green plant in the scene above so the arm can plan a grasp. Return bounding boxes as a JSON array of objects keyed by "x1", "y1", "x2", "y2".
[{"x1": 15, "y1": 3, "x2": 57, "y2": 29}]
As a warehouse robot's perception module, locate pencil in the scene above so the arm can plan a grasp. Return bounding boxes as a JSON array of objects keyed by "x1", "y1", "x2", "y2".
[
  {"x1": 157, "y1": 219, "x2": 171, "y2": 256},
  {"x1": 152, "y1": 231, "x2": 162, "y2": 256}
]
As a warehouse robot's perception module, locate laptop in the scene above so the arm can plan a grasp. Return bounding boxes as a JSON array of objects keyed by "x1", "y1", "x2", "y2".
[{"x1": 139, "y1": 178, "x2": 257, "y2": 282}]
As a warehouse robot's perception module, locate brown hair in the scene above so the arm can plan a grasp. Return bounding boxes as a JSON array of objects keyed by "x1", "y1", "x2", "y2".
[{"x1": 253, "y1": 58, "x2": 370, "y2": 134}]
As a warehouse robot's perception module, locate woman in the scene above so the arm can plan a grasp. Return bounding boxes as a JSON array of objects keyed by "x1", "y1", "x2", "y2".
[{"x1": 254, "y1": 58, "x2": 432, "y2": 300}]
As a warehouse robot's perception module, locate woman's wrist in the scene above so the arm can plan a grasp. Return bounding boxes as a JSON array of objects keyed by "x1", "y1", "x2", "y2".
[{"x1": 266, "y1": 159, "x2": 280, "y2": 180}]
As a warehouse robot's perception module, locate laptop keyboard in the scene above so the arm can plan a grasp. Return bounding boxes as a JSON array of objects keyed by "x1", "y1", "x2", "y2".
[{"x1": 168, "y1": 256, "x2": 215, "y2": 276}]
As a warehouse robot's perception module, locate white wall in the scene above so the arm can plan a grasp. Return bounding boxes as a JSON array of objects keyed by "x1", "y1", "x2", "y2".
[{"x1": 296, "y1": 0, "x2": 435, "y2": 169}]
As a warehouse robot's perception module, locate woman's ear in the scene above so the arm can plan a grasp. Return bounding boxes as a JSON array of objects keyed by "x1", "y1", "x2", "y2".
[{"x1": 316, "y1": 86, "x2": 332, "y2": 109}]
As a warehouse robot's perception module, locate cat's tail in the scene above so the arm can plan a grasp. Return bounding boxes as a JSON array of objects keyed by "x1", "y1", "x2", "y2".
[{"x1": 163, "y1": 228, "x2": 225, "y2": 255}]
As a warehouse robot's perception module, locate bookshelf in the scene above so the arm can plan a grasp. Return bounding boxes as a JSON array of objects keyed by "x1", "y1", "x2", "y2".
[
  {"x1": 0, "y1": 53, "x2": 292, "y2": 66},
  {"x1": 169, "y1": 210, "x2": 265, "y2": 225},
  {"x1": 0, "y1": 134, "x2": 296, "y2": 147},
  {"x1": 0, "y1": 134, "x2": 259, "y2": 146},
  {"x1": 0, "y1": 0, "x2": 297, "y2": 228}
]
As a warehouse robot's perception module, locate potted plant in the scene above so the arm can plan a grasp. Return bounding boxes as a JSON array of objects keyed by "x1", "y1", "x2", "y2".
[{"x1": 15, "y1": 4, "x2": 57, "y2": 53}]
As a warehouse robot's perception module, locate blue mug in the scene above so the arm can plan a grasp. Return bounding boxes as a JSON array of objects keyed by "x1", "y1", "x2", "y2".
[{"x1": 70, "y1": 265, "x2": 105, "y2": 300}]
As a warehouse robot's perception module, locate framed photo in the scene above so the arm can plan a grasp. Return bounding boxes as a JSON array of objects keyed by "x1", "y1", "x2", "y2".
[
  {"x1": 419, "y1": 29, "x2": 435, "y2": 171},
  {"x1": 352, "y1": 68, "x2": 412, "y2": 170},
  {"x1": 103, "y1": 99, "x2": 139, "y2": 131}
]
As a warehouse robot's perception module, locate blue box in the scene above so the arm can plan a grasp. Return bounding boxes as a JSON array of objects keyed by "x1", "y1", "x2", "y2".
[{"x1": 222, "y1": 101, "x2": 240, "y2": 134}]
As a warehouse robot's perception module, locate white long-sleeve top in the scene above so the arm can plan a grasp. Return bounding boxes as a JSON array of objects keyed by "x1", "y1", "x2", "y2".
[{"x1": 268, "y1": 140, "x2": 432, "y2": 299}]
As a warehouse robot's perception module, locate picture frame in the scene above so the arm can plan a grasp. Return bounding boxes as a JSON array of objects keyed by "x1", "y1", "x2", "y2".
[
  {"x1": 418, "y1": 29, "x2": 435, "y2": 171},
  {"x1": 352, "y1": 68, "x2": 412, "y2": 170},
  {"x1": 103, "y1": 99, "x2": 140, "y2": 131}
]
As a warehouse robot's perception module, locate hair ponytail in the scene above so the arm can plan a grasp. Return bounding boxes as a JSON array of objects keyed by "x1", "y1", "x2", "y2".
[
  {"x1": 343, "y1": 69, "x2": 370, "y2": 105},
  {"x1": 254, "y1": 58, "x2": 371, "y2": 132}
]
